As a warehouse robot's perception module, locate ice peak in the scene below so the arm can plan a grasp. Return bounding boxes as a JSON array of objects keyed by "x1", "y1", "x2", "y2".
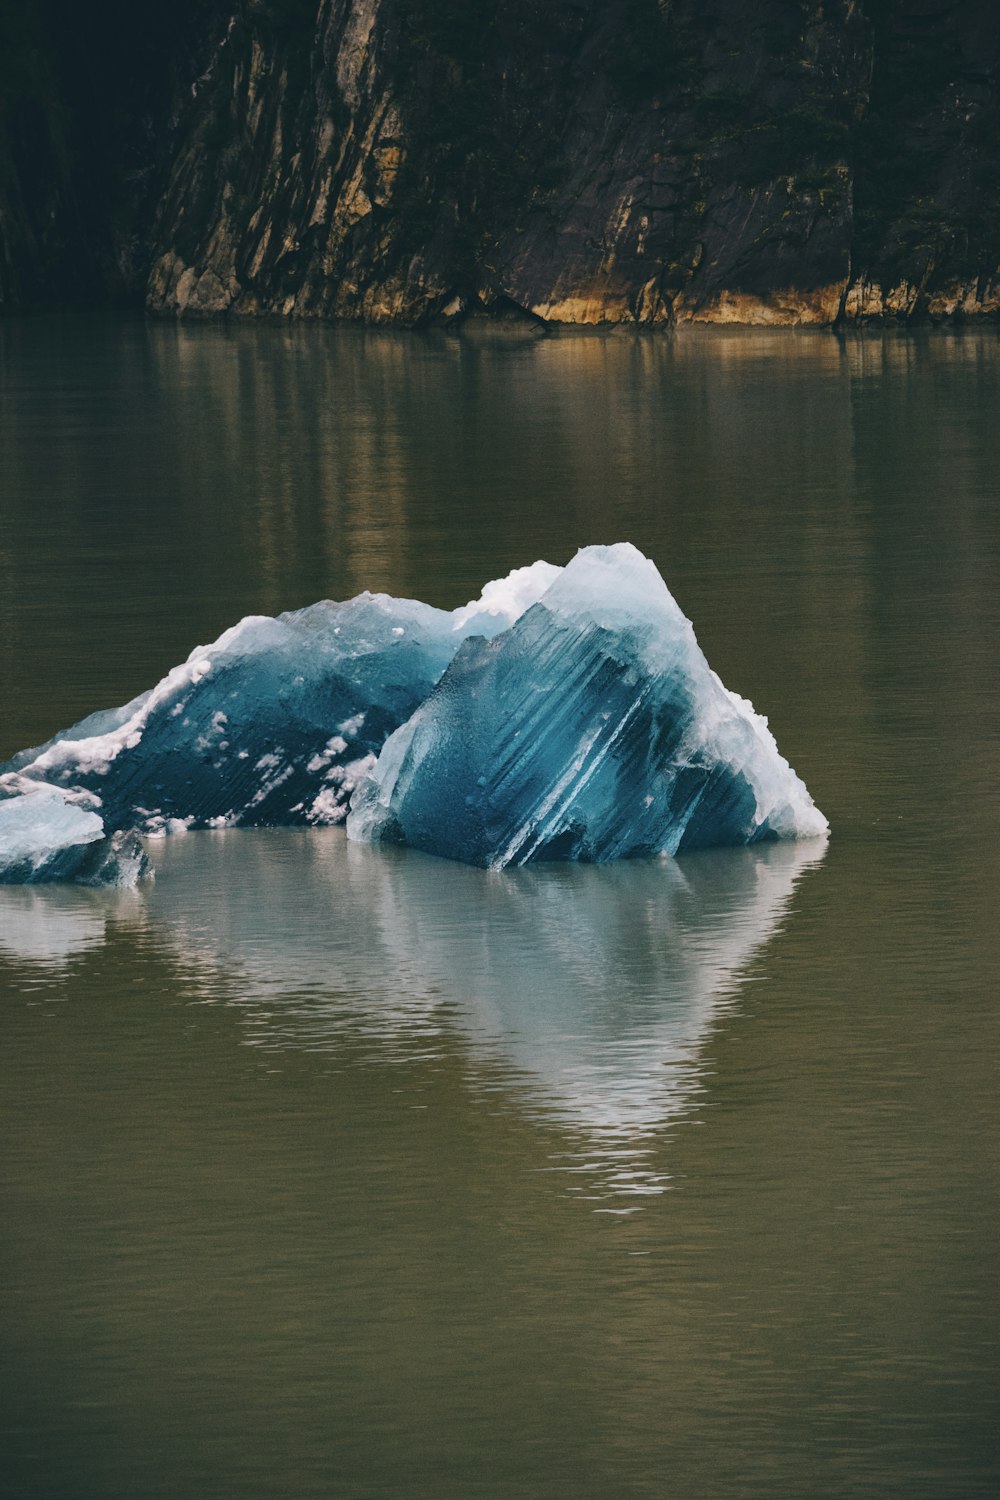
[{"x1": 452, "y1": 558, "x2": 562, "y2": 632}]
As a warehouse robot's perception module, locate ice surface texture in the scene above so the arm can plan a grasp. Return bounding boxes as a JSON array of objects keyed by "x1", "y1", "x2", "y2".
[
  {"x1": 0, "y1": 786, "x2": 149, "y2": 886},
  {"x1": 0, "y1": 564, "x2": 556, "y2": 882},
  {"x1": 2, "y1": 564, "x2": 557, "y2": 842},
  {"x1": 2, "y1": 545, "x2": 825, "y2": 880},
  {"x1": 347, "y1": 545, "x2": 827, "y2": 867}
]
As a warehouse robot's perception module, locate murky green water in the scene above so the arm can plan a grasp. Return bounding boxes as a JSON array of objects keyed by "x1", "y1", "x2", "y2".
[{"x1": 1, "y1": 316, "x2": 998, "y2": 1498}]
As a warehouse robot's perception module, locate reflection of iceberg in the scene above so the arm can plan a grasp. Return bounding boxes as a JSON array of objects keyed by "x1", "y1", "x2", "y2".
[
  {"x1": 127, "y1": 829, "x2": 824, "y2": 1190},
  {"x1": 0, "y1": 885, "x2": 109, "y2": 965}
]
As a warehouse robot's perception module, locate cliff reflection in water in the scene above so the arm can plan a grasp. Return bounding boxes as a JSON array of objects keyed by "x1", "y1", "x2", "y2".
[{"x1": 0, "y1": 832, "x2": 824, "y2": 1193}]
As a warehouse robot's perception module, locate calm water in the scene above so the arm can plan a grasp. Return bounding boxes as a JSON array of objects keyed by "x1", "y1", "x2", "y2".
[{"x1": 1, "y1": 315, "x2": 998, "y2": 1498}]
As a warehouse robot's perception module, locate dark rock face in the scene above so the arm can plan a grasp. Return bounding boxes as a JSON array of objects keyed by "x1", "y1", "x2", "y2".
[
  {"x1": 0, "y1": 1, "x2": 228, "y2": 309},
  {"x1": 3, "y1": 1, "x2": 999, "y2": 324}
]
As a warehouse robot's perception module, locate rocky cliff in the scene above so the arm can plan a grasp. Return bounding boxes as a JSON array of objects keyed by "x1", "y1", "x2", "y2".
[{"x1": 3, "y1": 1, "x2": 999, "y2": 325}]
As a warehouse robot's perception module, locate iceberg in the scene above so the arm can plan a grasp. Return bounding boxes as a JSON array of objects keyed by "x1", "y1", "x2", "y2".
[
  {"x1": 0, "y1": 563, "x2": 558, "y2": 858},
  {"x1": 1, "y1": 543, "x2": 825, "y2": 880},
  {"x1": 0, "y1": 784, "x2": 149, "y2": 886},
  {"x1": 347, "y1": 544, "x2": 827, "y2": 866}
]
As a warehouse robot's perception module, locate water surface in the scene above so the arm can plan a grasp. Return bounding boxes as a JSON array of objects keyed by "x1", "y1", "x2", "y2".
[{"x1": 1, "y1": 316, "x2": 998, "y2": 1498}]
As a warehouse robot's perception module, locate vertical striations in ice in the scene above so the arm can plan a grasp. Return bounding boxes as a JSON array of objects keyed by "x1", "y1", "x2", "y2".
[
  {"x1": 347, "y1": 544, "x2": 828, "y2": 867},
  {"x1": 2, "y1": 546, "x2": 826, "y2": 880}
]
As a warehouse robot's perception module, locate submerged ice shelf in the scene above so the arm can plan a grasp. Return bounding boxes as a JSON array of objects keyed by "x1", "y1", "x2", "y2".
[{"x1": 1, "y1": 545, "x2": 826, "y2": 882}]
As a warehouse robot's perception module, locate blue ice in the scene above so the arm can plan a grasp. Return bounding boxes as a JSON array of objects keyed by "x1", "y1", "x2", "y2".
[
  {"x1": 347, "y1": 545, "x2": 827, "y2": 867},
  {"x1": 0, "y1": 564, "x2": 556, "y2": 880},
  {"x1": 2, "y1": 545, "x2": 826, "y2": 881},
  {"x1": 0, "y1": 784, "x2": 149, "y2": 886}
]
